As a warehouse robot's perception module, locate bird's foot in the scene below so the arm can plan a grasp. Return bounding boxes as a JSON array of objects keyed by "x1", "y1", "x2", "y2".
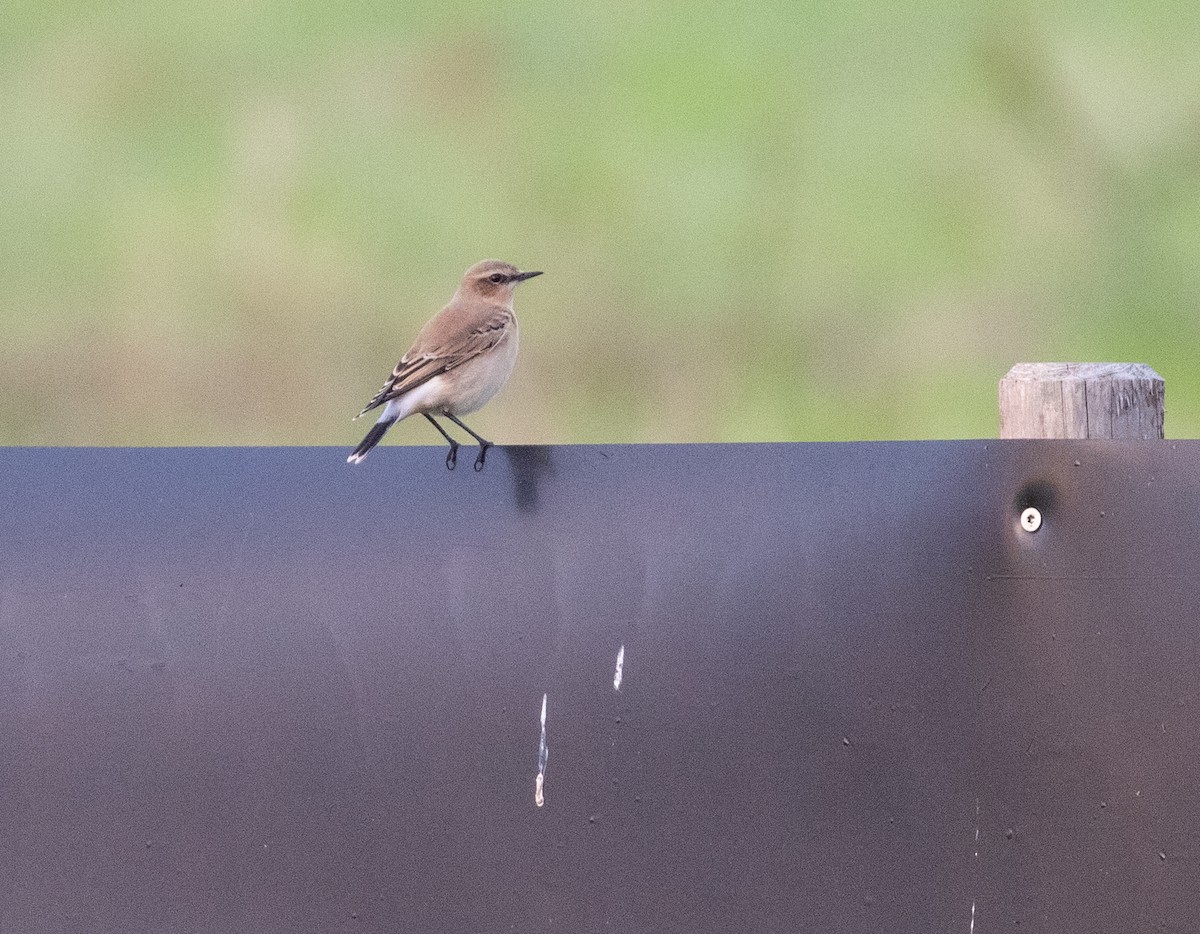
[
  {"x1": 445, "y1": 442, "x2": 459, "y2": 471},
  {"x1": 473, "y1": 441, "x2": 492, "y2": 472}
]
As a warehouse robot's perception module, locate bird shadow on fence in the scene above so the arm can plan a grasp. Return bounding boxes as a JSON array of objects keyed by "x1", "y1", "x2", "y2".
[{"x1": 501, "y1": 445, "x2": 555, "y2": 513}]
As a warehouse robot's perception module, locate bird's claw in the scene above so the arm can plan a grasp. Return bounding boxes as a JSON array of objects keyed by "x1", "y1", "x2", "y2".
[
  {"x1": 473, "y1": 442, "x2": 492, "y2": 472},
  {"x1": 445, "y1": 443, "x2": 459, "y2": 470}
]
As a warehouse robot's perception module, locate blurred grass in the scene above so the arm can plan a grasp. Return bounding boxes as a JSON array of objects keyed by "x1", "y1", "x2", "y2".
[{"x1": 2, "y1": 0, "x2": 1198, "y2": 444}]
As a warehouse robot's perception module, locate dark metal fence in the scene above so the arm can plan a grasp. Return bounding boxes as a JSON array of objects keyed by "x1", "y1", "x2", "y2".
[{"x1": 0, "y1": 442, "x2": 1196, "y2": 932}]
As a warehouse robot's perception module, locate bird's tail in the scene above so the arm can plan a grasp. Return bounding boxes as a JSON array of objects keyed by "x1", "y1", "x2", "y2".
[{"x1": 347, "y1": 417, "x2": 397, "y2": 464}]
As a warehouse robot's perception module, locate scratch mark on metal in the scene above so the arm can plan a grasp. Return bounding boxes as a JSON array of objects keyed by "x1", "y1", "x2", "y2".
[
  {"x1": 613, "y1": 644, "x2": 625, "y2": 691},
  {"x1": 535, "y1": 693, "x2": 549, "y2": 807},
  {"x1": 970, "y1": 798, "x2": 980, "y2": 933}
]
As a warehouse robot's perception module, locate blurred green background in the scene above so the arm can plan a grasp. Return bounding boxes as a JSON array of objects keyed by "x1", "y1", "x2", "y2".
[{"x1": 3, "y1": 0, "x2": 1198, "y2": 445}]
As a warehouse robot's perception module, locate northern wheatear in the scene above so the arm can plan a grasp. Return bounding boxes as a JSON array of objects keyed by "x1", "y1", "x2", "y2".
[{"x1": 347, "y1": 259, "x2": 542, "y2": 469}]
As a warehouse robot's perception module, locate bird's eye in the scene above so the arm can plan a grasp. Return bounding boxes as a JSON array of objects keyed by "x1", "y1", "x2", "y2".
[{"x1": 488, "y1": 273, "x2": 506, "y2": 284}]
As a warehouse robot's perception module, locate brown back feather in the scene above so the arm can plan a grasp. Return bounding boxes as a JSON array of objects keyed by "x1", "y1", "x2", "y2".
[{"x1": 356, "y1": 304, "x2": 515, "y2": 417}]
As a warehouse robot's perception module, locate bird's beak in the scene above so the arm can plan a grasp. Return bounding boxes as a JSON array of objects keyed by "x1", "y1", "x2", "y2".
[{"x1": 515, "y1": 270, "x2": 543, "y2": 281}]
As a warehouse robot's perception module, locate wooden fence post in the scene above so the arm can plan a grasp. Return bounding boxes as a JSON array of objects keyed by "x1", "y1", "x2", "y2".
[{"x1": 999, "y1": 363, "x2": 1164, "y2": 439}]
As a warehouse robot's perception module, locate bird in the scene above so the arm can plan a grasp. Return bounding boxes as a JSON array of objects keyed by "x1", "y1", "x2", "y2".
[{"x1": 347, "y1": 259, "x2": 542, "y2": 469}]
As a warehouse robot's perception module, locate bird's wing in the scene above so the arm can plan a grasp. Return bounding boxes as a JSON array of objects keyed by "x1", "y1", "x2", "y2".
[{"x1": 355, "y1": 306, "x2": 514, "y2": 418}]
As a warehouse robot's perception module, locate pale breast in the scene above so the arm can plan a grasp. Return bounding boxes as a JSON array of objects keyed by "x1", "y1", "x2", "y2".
[{"x1": 443, "y1": 323, "x2": 519, "y2": 416}]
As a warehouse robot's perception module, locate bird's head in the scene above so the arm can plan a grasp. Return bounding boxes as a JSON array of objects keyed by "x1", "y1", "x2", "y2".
[{"x1": 461, "y1": 260, "x2": 543, "y2": 301}]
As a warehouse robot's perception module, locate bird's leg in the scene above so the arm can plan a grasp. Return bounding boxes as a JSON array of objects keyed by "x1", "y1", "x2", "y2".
[
  {"x1": 444, "y1": 414, "x2": 492, "y2": 471},
  {"x1": 424, "y1": 415, "x2": 459, "y2": 470}
]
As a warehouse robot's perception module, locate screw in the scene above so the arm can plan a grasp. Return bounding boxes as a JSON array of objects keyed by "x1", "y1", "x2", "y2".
[{"x1": 1020, "y1": 507, "x2": 1042, "y2": 532}]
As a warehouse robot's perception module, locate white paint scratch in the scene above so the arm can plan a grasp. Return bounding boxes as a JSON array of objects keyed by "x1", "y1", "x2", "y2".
[
  {"x1": 613, "y1": 644, "x2": 625, "y2": 691},
  {"x1": 969, "y1": 798, "x2": 979, "y2": 932},
  {"x1": 535, "y1": 693, "x2": 549, "y2": 807}
]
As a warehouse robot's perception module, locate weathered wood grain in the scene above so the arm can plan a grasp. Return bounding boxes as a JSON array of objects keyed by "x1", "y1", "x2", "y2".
[{"x1": 999, "y1": 363, "x2": 1165, "y2": 439}]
